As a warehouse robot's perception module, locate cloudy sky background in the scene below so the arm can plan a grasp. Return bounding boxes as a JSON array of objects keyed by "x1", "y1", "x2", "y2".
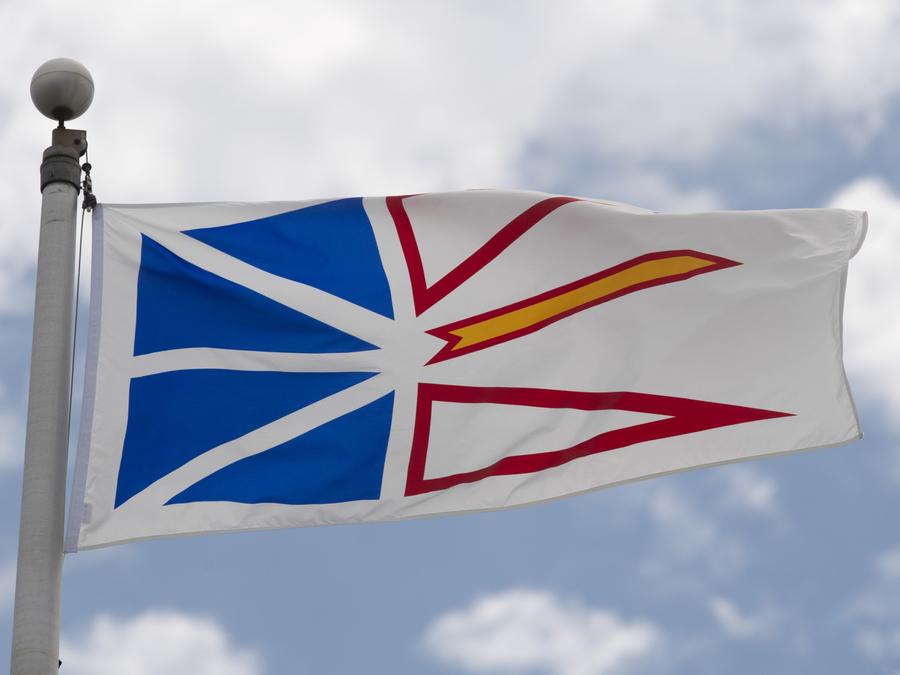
[{"x1": 2, "y1": 1, "x2": 900, "y2": 673}]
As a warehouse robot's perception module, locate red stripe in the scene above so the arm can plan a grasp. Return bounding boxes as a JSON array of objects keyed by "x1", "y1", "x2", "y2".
[
  {"x1": 386, "y1": 195, "x2": 428, "y2": 315},
  {"x1": 387, "y1": 194, "x2": 579, "y2": 315}
]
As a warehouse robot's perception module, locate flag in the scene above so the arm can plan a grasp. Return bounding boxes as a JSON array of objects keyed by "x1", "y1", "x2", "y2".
[{"x1": 65, "y1": 191, "x2": 867, "y2": 550}]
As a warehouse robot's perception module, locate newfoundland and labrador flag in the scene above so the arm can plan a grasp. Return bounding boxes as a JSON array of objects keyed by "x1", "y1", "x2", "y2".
[{"x1": 65, "y1": 190, "x2": 867, "y2": 550}]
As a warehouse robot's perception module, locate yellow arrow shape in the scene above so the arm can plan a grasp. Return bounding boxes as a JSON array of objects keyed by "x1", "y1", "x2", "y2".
[{"x1": 427, "y1": 251, "x2": 738, "y2": 363}]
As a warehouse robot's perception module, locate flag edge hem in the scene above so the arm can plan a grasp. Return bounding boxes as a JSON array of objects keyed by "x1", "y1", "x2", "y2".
[{"x1": 64, "y1": 205, "x2": 106, "y2": 553}]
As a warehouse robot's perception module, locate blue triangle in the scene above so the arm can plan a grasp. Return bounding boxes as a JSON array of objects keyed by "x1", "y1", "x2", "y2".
[
  {"x1": 116, "y1": 369, "x2": 377, "y2": 507},
  {"x1": 134, "y1": 235, "x2": 375, "y2": 356},
  {"x1": 185, "y1": 198, "x2": 394, "y2": 318},
  {"x1": 167, "y1": 392, "x2": 394, "y2": 506}
]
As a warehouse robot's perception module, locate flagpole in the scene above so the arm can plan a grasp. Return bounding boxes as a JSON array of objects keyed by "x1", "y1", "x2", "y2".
[{"x1": 11, "y1": 59, "x2": 93, "y2": 675}]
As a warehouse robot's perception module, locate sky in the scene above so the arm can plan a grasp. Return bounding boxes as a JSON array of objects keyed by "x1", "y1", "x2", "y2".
[{"x1": 2, "y1": 1, "x2": 900, "y2": 673}]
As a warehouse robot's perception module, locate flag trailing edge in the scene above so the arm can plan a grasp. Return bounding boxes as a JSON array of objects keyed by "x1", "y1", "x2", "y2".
[{"x1": 65, "y1": 190, "x2": 867, "y2": 551}]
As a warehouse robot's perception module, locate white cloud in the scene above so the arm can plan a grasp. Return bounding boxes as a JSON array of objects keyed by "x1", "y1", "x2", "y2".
[
  {"x1": 0, "y1": 384, "x2": 24, "y2": 468},
  {"x1": 846, "y1": 549, "x2": 900, "y2": 621},
  {"x1": 707, "y1": 596, "x2": 773, "y2": 639},
  {"x1": 828, "y1": 178, "x2": 900, "y2": 430},
  {"x1": 717, "y1": 465, "x2": 779, "y2": 517},
  {"x1": 0, "y1": 408, "x2": 23, "y2": 468},
  {"x1": 3, "y1": 1, "x2": 900, "y2": 308},
  {"x1": 854, "y1": 627, "x2": 900, "y2": 664},
  {"x1": 634, "y1": 466, "x2": 781, "y2": 584},
  {"x1": 877, "y1": 547, "x2": 900, "y2": 580},
  {"x1": 536, "y1": 0, "x2": 900, "y2": 161},
  {"x1": 639, "y1": 484, "x2": 745, "y2": 582},
  {"x1": 577, "y1": 169, "x2": 723, "y2": 213},
  {"x1": 423, "y1": 589, "x2": 660, "y2": 675},
  {"x1": 0, "y1": 559, "x2": 17, "y2": 611},
  {"x1": 646, "y1": 486, "x2": 719, "y2": 558},
  {"x1": 60, "y1": 610, "x2": 261, "y2": 675},
  {"x1": 845, "y1": 546, "x2": 900, "y2": 668}
]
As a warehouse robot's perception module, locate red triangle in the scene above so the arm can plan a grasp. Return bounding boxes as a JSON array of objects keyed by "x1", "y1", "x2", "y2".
[{"x1": 405, "y1": 384, "x2": 791, "y2": 496}]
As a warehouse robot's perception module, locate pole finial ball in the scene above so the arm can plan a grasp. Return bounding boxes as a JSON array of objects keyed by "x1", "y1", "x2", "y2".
[{"x1": 30, "y1": 58, "x2": 94, "y2": 122}]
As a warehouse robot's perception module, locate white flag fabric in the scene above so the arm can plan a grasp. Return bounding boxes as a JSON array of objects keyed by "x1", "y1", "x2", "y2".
[{"x1": 66, "y1": 191, "x2": 867, "y2": 551}]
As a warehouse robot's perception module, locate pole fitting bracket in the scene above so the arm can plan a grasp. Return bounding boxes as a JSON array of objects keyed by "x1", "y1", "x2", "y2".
[
  {"x1": 40, "y1": 145, "x2": 82, "y2": 193},
  {"x1": 40, "y1": 128, "x2": 87, "y2": 193},
  {"x1": 51, "y1": 127, "x2": 87, "y2": 156}
]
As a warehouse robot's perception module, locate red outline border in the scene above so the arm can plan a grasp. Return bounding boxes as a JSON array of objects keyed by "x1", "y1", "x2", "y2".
[
  {"x1": 404, "y1": 384, "x2": 791, "y2": 496},
  {"x1": 425, "y1": 250, "x2": 740, "y2": 364},
  {"x1": 387, "y1": 194, "x2": 579, "y2": 316}
]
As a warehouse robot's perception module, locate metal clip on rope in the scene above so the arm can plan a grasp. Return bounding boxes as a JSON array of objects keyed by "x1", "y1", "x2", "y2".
[{"x1": 81, "y1": 157, "x2": 96, "y2": 211}]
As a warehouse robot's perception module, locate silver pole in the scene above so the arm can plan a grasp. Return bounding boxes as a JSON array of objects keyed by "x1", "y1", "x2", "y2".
[{"x1": 11, "y1": 59, "x2": 93, "y2": 675}]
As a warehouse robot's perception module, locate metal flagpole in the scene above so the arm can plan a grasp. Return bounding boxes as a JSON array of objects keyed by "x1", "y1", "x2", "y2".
[{"x1": 11, "y1": 58, "x2": 93, "y2": 675}]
